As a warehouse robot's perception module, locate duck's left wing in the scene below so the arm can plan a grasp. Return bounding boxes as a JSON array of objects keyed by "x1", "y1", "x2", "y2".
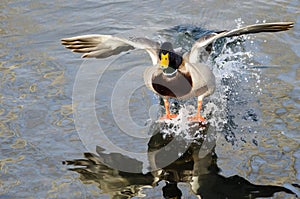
[
  {"x1": 187, "y1": 22, "x2": 294, "y2": 64},
  {"x1": 61, "y1": 34, "x2": 160, "y2": 65}
]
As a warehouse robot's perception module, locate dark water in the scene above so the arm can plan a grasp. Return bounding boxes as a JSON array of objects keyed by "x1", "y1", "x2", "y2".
[{"x1": 1, "y1": 0, "x2": 300, "y2": 198}]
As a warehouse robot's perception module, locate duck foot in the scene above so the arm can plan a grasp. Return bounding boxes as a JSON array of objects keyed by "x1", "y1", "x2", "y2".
[
  {"x1": 188, "y1": 115, "x2": 207, "y2": 124},
  {"x1": 159, "y1": 114, "x2": 178, "y2": 121}
]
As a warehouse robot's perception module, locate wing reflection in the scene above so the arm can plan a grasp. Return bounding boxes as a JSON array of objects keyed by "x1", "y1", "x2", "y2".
[{"x1": 63, "y1": 122, "x2": 295, "y2": 198}]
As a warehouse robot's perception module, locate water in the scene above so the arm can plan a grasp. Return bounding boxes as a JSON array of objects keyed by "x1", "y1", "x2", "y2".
[{"x1": 1, "y1": 0, "x2": 299, "y2": 198}]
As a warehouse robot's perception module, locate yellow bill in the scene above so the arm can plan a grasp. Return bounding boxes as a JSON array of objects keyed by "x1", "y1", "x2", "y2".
[{"x1": 160, "y1": 53, "x2": 169, "y2": 68}]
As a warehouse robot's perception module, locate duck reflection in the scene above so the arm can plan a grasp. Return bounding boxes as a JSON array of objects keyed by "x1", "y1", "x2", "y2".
[{"x1": 63, "y1": 123, "x2": 295, "y2": 198}]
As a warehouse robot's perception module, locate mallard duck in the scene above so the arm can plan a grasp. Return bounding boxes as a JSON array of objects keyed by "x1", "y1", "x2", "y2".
[{"x1": 61, "y1": 22, "x2": 293, "y2": 122}]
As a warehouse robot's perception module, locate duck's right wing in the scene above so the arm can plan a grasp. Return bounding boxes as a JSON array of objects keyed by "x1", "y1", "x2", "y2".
[{"x1": 61, "y1": 34, "x2": 160, "y2": 65}]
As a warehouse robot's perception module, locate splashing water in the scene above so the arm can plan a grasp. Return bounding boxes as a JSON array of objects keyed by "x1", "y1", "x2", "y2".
[{"x1": 158, "y1": 105, "x2": 207, "y2": 140}]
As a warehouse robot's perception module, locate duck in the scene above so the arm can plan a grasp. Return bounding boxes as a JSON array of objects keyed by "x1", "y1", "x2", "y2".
[{"x1": 61, "y1": 22, "x2": 294, "y2": 122}]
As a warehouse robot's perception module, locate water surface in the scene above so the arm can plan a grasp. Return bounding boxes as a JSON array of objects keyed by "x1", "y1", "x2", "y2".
[{"x1": 1, "y1": 0, "x2": 299, "y2": 198}]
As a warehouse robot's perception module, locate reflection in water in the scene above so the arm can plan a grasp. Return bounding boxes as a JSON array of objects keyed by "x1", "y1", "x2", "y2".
[{"x1": 63, "y1": 123, "x2": 295, "y2": 198}]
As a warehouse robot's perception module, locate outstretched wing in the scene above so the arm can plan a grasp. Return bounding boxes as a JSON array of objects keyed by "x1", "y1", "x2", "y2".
[
  {"x1": 187, "y1": 22, "x2": 294, "y2": 63},
  {"x1": 61, "y1": 34, "x2": 160, "y2": 65}
]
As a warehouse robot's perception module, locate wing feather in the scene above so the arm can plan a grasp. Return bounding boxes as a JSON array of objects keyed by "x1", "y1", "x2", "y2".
[
  {"x1": 188, "y1": 22, "x2": 294, "y2": 63},
  {"x1": 61, "y1": 34, "x2": 159, "y2": 64}
]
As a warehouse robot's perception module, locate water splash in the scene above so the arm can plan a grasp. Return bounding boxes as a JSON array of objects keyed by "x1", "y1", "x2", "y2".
[
  {"x1": 157, "y1": 105, "x2": 207, "y2": 141},
  {"x1": 208, "y1": 22, "x2": 262, "y2": 145}
]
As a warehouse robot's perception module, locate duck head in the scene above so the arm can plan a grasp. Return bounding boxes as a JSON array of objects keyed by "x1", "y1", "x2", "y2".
[{"x1": 159, "y1": 42, "x2": 183, "y2": 77}]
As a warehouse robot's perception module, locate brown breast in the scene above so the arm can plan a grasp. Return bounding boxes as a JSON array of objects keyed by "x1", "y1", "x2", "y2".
[{"x1": 152, "y1": 72, "x2": 193, "y2": 98}]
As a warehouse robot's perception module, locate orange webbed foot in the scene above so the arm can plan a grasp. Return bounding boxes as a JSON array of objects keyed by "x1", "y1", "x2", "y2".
[
  {"x1": 188, "y1": 114, "x2": 206, "y2": 123},
  {"x1": 159, "y1": 113, "x2": 178, "y2": 121},
  {"x1": 160, "y1": 98, "x2": 178, "y2": 121}
]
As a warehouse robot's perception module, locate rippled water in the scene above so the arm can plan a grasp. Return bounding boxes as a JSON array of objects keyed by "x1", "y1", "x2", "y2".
[{"x1": 1, "y1": 0, "x2": 299, "y2": 198}]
